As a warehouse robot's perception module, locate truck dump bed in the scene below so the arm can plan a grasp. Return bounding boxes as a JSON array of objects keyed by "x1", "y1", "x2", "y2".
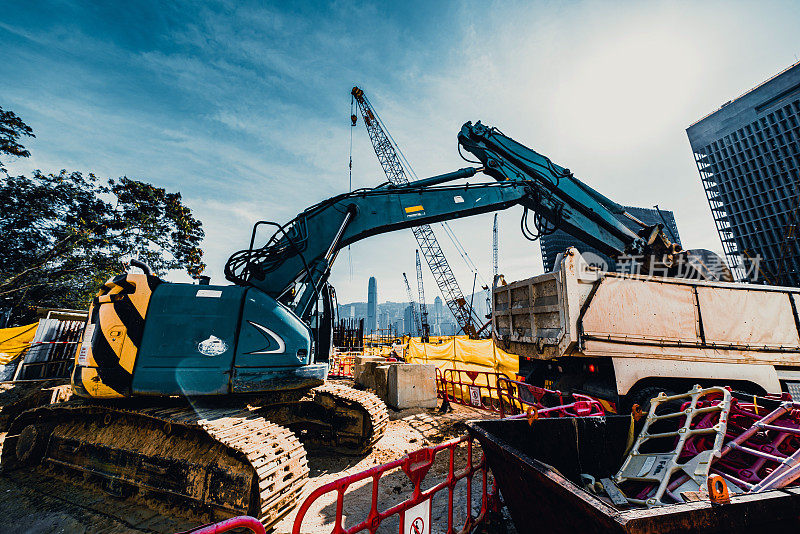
[{"x1": 492, "y1": 249, "x2": 800, "y2": 397}]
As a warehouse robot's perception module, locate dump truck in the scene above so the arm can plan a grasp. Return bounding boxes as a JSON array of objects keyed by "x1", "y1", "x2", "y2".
[{"x1": 492, "y1": 248, "x2": 800, "y2": 412}]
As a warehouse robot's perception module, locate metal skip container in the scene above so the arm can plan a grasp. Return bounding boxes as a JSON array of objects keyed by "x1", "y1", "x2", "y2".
[{"x1": 467, "y1": 417, "x2": 800, "y2": 534}]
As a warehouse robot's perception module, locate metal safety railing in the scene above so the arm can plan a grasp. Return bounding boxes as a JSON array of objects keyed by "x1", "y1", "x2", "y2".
[
  {"x1": 292, "y1": 434, "x2": 497, "y2": 534},
  {"x1": 11, "y1": 319, "x2": 84, "y2": 381},
  {"x1": 436, "y1": 369, "x2": 505, "y2": 412},
  {"x1": 434, "y1": 369, "x2": 605, "y2": 419},
  {"x1": 496, "y1": 376, "x2": 605, "y2": 419}
]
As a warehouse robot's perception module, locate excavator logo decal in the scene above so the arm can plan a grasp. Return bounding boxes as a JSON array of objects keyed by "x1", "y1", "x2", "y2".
[
  {"x1": 197, "y1": 335, "x2": 228, "y2": 356},
  {"x1": 246, "y1": 320, "x2": 286, "y2": 354}
]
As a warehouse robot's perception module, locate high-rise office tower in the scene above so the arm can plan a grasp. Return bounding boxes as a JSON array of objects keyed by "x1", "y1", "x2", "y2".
[
  {"x1": 687, "y1": 61, "x2": 800, "y2": 286},
  {"x1": 433, "y1": 296, "x2": 443, "y2": 335},
  {"x1": 366, "y1": 277, "x2": 377, "y2": 333}
]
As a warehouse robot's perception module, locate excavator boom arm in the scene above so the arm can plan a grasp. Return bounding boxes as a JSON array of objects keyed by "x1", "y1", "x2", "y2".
[
  {"x1": 458, "y1": 121, "x2": 650, "y2": 257},
  {"x1": 225, "y1": 173, "x2": 535, "y2": 318}
]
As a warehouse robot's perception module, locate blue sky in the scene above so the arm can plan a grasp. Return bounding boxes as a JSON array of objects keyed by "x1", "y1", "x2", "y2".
[{"x1": 3, "y1": 0, "x2": 800, "y2": 303}]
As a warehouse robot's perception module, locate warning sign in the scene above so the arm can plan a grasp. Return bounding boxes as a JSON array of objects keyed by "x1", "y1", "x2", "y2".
[
  {"x1": 77, "y1": 323, "x2": 95, "y2": 366},
  {"x1": 403, "y1": 498, "x2": 430, "y2": 534},
  {"x1": 468, "y1": 385, "x2": 482, "y2": 407}
]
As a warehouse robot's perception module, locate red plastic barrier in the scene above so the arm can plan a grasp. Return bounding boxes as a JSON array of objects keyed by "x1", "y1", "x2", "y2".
[
  {"x1": 179, "y1": 516, "x2": 265, "y2": 534},
  {"x1": 437, "y1": 369, "x2": 505, "y2": 412},
  {"x1": 328, "y1": 353, "x2": 356, "y2": 378},
  {"x1": 292, "y1": 434, "x2": 495, "y2": 534},
  {"x1": 329, "y1": 353, "x2": 399, "y2": 379},
  {"x1": 496, "y1": 376, "x2": 605, "y2": 419}
]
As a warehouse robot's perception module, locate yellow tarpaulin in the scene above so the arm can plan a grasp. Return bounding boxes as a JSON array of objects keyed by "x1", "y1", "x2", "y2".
[
  {"x1": 407, "y1": 336, "x2": 518, "y2": 377},
  {"x1": 407, "y1": 336, "x2": 520, "y2": 405},
  {"x1": 0, "y1": 322, "x2": 37, "y2": 366}
]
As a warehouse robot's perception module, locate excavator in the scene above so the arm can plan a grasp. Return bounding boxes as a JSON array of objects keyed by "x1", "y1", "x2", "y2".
[{"x1": 1, "y1": 121, "x2": 727, "y2": 527}]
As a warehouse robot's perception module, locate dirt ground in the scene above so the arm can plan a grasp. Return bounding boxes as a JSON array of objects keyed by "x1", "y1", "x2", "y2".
[{"x1": 0, "y1": 388, "x2": 513, "y2": 534}]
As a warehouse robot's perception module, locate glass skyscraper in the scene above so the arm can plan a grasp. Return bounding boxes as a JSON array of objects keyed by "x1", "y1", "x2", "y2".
[{"x1": 687, "y1": 61, "x2": 800, "y2": 286}]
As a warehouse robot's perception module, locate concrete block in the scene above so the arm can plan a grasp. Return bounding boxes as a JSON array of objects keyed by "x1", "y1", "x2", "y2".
[
  {"x1": 353, "y1": 356, "x2": 384, "y2": 388},
  {"x1": 388, "y1": 364, "x2": 437, "y2": 410},
  {"x1": 373, "y1": 364, "x2": 391, "y2": 399},
  {"x1": 360, "y1": 360, "x2": 403, "y2": 394}
]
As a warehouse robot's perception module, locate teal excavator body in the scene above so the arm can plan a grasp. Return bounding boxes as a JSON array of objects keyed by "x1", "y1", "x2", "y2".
[
  {"x1": 73, "y1": 167, "x2": 538, "y2": 399},
  {"x1": 129, "y1": 283, "x2": 322, "y2": 396}
]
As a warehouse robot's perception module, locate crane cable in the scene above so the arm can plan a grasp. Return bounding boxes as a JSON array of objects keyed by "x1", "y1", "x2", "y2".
[
  {"x1": 348, "y1": 94, "x2": 355, "y2": 281},
  {"x1": 440, "y1": 221, "x2": 490, "y2": 289},
  {"x1": 359, "y1": 89, "x2": 491, "y2": 317},
  {"x1": 365, "y1": 91, "x2": 491, "y2": 311}
]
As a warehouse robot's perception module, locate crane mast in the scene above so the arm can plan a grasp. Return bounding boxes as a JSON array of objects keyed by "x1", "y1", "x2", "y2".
[
  {"x1": 493, "y1": 213, "x2": 499, "y2": 280},
  {"x1": 484, "y1": 213, "x2": 498, "y2": 322},
  {"x1": 402, "y1": 272, "x2": 422, "y2": 337},
  {"x1": 415, "y1": 249, "x2": 430, "y2": 342},
  {"x1": 351, "y1": 86, "x2": 478, "y2": 337}
]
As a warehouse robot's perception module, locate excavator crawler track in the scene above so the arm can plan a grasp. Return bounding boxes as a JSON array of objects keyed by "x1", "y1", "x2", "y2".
[
  {"x1": 255, "y1": 384, "x2": 389, "y2": 456},
  {"x1": 1, "y1": 401, "x2": 308, "y2": 529},
  {"x1": 310, "y1": 383, "x2": 389, "y2": 454}
]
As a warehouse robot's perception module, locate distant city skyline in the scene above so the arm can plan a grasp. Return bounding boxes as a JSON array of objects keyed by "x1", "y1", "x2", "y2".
[{"x1": 336, "y1": 286, "x2": 490, "y2": 336}]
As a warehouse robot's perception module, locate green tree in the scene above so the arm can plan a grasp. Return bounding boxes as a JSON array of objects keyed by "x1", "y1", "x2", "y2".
[
  {"x1": 1, "y1": 108, "x2": 205, "y2": 326},
  {"x1": 0, "y1": 106, "x2": 34, "y2": 172}
]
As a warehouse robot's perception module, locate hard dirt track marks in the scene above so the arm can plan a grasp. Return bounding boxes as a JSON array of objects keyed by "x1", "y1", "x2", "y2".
[
  {"x1": 2, "y1": 402, "x2": 308, "y2": 529},
  {"x1": 0, "y1": 470, "x2": 198, "y2": 533},
  {"x1": 0, "y1": 400, "x2": 502, "y2": 533}
]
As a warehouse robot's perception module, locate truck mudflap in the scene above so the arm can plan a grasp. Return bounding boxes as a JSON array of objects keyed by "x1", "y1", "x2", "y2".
[{"x1": 1, "y1": 401, "x2": 308, "y2": 528}]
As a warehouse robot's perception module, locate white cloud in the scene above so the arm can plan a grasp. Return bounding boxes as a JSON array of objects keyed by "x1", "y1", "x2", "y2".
[{"x1": 3, "y1": 0, "x2": 799, "y2": 304}]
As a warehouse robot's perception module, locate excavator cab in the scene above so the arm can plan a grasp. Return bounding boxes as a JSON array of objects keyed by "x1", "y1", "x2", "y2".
[{"x1": 72, "y1": 267, "x2": 326, "y2": 399}]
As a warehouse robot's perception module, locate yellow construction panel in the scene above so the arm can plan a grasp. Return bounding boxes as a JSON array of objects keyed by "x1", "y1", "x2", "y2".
[
  {"x1": 407, "y1": 336, "x2": 519, "y2": 377},
  {"x1": 0, "y1": 322, "x2": 37, "y2": 365}
]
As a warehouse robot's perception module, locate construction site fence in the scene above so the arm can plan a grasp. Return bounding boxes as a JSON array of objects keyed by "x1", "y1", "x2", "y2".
[
  {"x1": 292, "y1": 434, "x2": 497, "y2": 534},
  {"x1": 435, "y1": 369, "x2": 606, "y2": 418},
  {"x1": 496, "y1": 376, "x2": 606, "y2": 419},
  {"x1": 328, "y1": 352, "x2": 357, "y2": 378},
  {"x1": 436, "y1": 369, "x2": 506, "y2": 413},
  {"x1": 0, "y1": 318, "x2": 84, "y2": 381}
]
